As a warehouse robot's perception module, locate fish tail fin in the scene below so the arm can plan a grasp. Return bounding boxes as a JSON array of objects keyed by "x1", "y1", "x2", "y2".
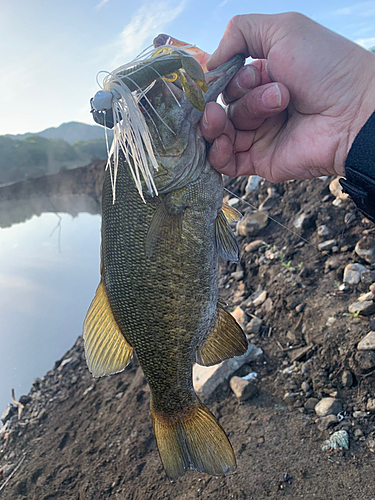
[{"x1": 151, "y1": 400, "x2": 236, "y2": 480}]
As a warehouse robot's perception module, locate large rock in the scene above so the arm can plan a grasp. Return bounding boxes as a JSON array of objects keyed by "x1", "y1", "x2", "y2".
[
  {"x1": 193, "y1": 344, "x2": 263, "y2": 399},
  {"x1": 315, "y1": 397, "x2": 342, "y2": 417},
  {"x1": 236, "y1": 212, "x2": 268, "y2": 237},
  {"x1": 355, "y1": 237, "x2": 375, "y2": 264},
  {"x1": 1, "y1": 404, "x2": 17, "y2": 424}
]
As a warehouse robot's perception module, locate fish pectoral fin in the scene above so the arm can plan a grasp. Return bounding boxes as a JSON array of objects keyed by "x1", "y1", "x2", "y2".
[
  {"x1": 221, "y1": 203, "x2": 242, "y2": 223},
  {"x1": 215, "y1": 209, "x2": 240, "y2": 262},
  {"x1": 145, "y1": 198, "x2": 184, "y2": 257},
  {"x1": 83, "y1": 281, "x2": 133, "y2": 378},
  {"x1": 196, "y1": 303, "x2": 247, "y2": 366},
  {"x1": 151, "y1": 400, "x2": 236, "y2": 480}
]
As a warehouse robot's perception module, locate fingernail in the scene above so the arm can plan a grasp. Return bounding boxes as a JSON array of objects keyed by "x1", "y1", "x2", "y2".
[
  {"x1": 236, "y1": 65, "x2": 256, "y2": 90},
  {"x1": 211, "y1": 138, "x2": 218, "y2": 154},
  {"x1": 202, "y1": 108, "x2": 209, "y2": 128},
  {"x1": 261, "y1": 84, "x2": 281, "y2": 109}
]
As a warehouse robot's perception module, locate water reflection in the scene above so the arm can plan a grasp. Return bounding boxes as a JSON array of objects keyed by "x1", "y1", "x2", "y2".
[{"x1": 0, "y1": 207, "x2": 101, "y2": 412}]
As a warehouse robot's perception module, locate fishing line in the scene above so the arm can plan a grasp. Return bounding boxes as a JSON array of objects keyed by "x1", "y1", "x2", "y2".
[{"x1": 223, "y1": 186, "x2": 316, "y2": 249}]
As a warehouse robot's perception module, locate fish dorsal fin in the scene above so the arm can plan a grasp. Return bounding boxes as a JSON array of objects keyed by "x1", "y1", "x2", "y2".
[
  {"x1": 215, "y1": 209, "x2": 240, "y2": 262},
  {"x1": 145, "y1": 197, "x2": 184, "y2": 257},
  {"x1": 196, "y1": 303, "x2": 247, "y2": 366},
  {"x1": 83, "y1": 281, "x2": 133, "y2": 378},
  {"x1": 221, "y1": 203, "x2": 242, "y2": 223}
]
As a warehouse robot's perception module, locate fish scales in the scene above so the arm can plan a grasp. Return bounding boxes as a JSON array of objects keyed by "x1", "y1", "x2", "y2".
[
  {"x1": 102, "y1": 156, "x2": 222, "y2": 409},
  {"x1": 84, "y1": 48, "x2": 247, "y2": 480}
]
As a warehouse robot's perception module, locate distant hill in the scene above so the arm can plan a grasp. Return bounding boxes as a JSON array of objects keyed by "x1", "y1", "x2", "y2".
[{"x1": 6, "y1": 121, "x2": 108, "y2": 144}]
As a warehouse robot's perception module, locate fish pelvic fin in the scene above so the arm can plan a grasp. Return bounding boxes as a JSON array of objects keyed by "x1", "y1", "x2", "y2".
[
  {"x1": 215, "y1": 209, "x2": 240, "y2": 262},
  {"x1": 221, "y1": 203, "x2": 242, "y2": 223},
  {"x1": 196, "y1": 303, "x2": 248, "y2": 367},
  {"x1": 151, "y1": 400, "x2": 236, "y2": 480},
  {"x1": 83, "y1": 281, "x2": 133, "y2": 378}
]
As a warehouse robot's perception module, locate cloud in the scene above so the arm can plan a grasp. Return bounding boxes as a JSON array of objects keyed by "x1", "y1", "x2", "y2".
[
  {"x1": 332, "y1": 1, "x2": 375, "y2": 17},
  {"x1": 355, "y1": 36, "x2": 375, "y2": 48},
  {"x1": 108, "y1": 1, "x2": 186, "y2": 68},
  {"x1": 95, "y1": 0, "x2": 110, "y2": 10}
]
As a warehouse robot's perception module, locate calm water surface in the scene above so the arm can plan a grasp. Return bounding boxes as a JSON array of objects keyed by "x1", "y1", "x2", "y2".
[{"x1": 0, "y1": 210, "x2": 101, "y2": 412}]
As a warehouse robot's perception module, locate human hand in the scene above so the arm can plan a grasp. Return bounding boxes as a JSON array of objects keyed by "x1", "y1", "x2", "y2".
[{"x1": 200, "y1": 13, "x2": 375, "y2": 182}]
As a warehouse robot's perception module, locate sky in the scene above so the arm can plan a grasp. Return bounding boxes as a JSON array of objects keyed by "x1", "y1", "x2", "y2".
[{"x1": 0, "y1": 0, "x2": 374, "y2": 136}]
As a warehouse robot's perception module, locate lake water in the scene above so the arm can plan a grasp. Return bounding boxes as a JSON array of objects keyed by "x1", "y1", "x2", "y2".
[{"x1": 0, "y1": 208, "x2": 101, "y2": 413}]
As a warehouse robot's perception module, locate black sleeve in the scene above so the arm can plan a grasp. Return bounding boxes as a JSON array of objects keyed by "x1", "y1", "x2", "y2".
[{"x1": 339, "y1": 110, "x2": 375, "y2": 222}]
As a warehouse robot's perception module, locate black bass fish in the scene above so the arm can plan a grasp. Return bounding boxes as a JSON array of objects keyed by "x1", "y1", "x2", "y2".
[{"x1": 84, "y1": 45, "x2": 247, "y2": 480}]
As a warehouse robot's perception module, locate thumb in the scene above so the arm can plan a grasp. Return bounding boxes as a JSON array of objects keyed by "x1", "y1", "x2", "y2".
[{"x1": 207, "y1": 13, "x2": 288, "y2": 70}]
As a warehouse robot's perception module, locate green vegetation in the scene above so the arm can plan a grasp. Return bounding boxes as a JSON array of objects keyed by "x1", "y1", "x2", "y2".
[{"x1": 0, "y1": 135, "x2": 107, "y2": 184}]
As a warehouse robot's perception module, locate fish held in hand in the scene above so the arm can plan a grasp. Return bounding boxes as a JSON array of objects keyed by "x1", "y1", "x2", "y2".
[{"x1": 84, "y1": 42, "x2": 246, "y2": 480}]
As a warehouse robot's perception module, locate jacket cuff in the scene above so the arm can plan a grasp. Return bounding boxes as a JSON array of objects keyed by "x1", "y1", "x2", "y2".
[{"x1": 340, "y1": 110, "x2": 375, "y2": 223}]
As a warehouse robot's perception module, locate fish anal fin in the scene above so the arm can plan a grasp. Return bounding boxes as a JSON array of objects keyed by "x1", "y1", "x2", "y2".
[
  {"x1": 83, "y1": 281, "x2": 133, "y2": 378},
  {"x1": 215, "y1": 209, "x2": 240, "y2": 262},
  {"x1": 145, "y1": 197, "x2": 184, "y2": 257},
  {"x1": 196, "y1": 304, "x2": 247, "y2": 366},
  {"x1": 151, "y1": 401, "x2": 236, "y2": 480},
  {"x1": 221, "y1": 203, "x2": 242, "y2": 223}
]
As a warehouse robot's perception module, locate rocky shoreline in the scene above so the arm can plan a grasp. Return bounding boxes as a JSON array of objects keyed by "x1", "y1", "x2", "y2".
[{"x1": 1, "y1": 174, "x2": 375, "y2": 499}]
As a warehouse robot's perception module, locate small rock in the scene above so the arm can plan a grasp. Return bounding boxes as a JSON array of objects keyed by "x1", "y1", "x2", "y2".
[
  {"x1": 301, "y1": 382, "x2": 310, "y2": 392},
  {"x1": 244, "y1": 240, "x2": 266, "y2": 253},
  {"x1": 227, "y1": 197, "x2": 239, "y2": 206},
  {"x1": 317, "y1": 414, "x2": 339, "y2": 431},
  {"x1": 304, "y1": 397, "x2": 319, "y2": 412},
  {"x1": 318, "y1": 239, "x2": 337, "y2": 251},
  {"x1": 231, "y1": 270, "x2": 244, "y2": 281},
  {"x1": 343, "y1": 263, "x2": 367, "y2": 285},
  {"x1": 315, "y1": 397, "x2": 342, "y2": 417},
  {"x1": 317, "y1": 225, "x2": 330, "y2": 237},
  {"x1": 19, "y1": 395, "x2": 31, "y2": 405},
  {"x1": 193, "y1": 344, "x2": 263, "y2": 399},
  {"x1": 366, "y1": 398, "x2": 375, "y2": 412},
  {"x1": 245, "y1": 175, "x2": 262, "y2": 192},
  {"x1": 329, "y1": 177, "x2": 349, "y2": 201},
  {"x1": 353, "y1": 411, "x2": 367, "y2": 419},
  {"x1": 348, "y1": 301, "x2": 375, "y2": 316},
  {"x1": 262, "y1": 298, "x2": 273, "y2": 313},
  {"x1": 357, "y1": 331, "x2": 375, "y2": 350},
  {"x1": 341, "y1": 370, "x2": 353, "y2": 388},
  {"x1": 324, "y1": 257, "x2": 341, "y2": 272},
  {"x1": 367, "y1": 437, "x2": 375, "y2": 452},
  {"x1": 295, "y1": 303, "x2": 305, "y2": 313},
  {"x1": 245, "y1": 317, "x2": 263, "y2": 335},
  {"x1": 325, "y1": 317, "x2": 336, "y2": 327},
  {"x1": 252, "y1": 290, "x2": 267, "y2": 307},
  {"x1": 358, "y1": 291, "x2": 375, "y2": 302},
  {"x1": 231, "y1": 306, "x2": 248, "y2": 328},
  {"x1": 354, "y1": 351, "x2": 375, "y2": 372},
  {"x1": 355, "y1": 236, "x2": 375, "y2": 264},
  {"x1": 294, "y1": 213, "x2": 314, "y2": 230},
  {"x1": 354, "y1": 428, "x2": 364, "y2": 438},
  {"x1": 370, "y1": 283, "x2": 375, "y2": 294},
  {"x1": 229, "y1": 376, "x2": 257, "y2": 401},
  {"x1": 1, "y1": 405, "x2": 17, "y2": 425},
  {"x1": 237, "y1": 212, "x2": 268, "y2": 236}
]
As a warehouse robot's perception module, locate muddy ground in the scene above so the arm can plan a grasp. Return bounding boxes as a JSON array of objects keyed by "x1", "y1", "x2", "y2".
[{"x1": 1, "y1": 174, "x2": 375, "y2": 499}]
